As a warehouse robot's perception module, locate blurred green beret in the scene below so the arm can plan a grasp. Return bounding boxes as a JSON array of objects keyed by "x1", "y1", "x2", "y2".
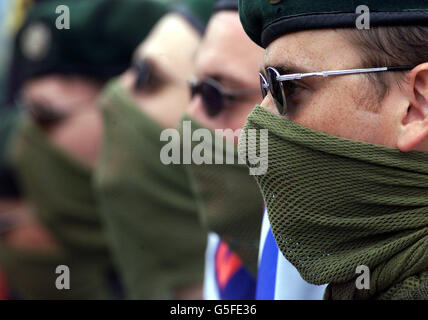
[
  {"x1": 0, "y1": 107, "x2": 20, "y2": 198},
  {"x1": 173, "y1": 0, "x2": 216, "y2": 34},
  {"x1": 9, "y1": 0, "x2": 169, "y2": 97},
  {"x1": 214, "y1": 0, "x2": 238, "y2": 12},
  {"x1": 239, "y1": 0, "x2": 428, "y2": 48}
]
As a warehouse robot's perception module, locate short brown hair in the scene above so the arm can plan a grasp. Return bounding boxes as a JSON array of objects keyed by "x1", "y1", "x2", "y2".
[{"x1": 342, "y1": 26, "x2": 428, "y2": 101}]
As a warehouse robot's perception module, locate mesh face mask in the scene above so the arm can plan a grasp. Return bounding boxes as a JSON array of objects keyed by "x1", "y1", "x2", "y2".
[
  {"x1": 179, "y1": 114, "x2": 263, "y2": 276},
  {"x1": 239, "y1": 105, "x2": 428, "y2": 300},
  {"x1": 2, "y1": 115, "x2": 114, "y2": 299},
  {"x1": 94, "y1": 80, "x2": 207, "y2": 299}
]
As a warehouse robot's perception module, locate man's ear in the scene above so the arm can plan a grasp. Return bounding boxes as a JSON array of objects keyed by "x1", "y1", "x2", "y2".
[{"x1": 398, "y1": 63, "x2": 428, "y2": 152}]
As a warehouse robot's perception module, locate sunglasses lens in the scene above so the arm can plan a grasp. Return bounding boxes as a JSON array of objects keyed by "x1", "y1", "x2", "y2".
[
  {"x1": 266, "y1": 68, "x2": 286, "y2": 115},
  {"x1": 200, "y1": 81, "x2": 223, "y2": 118},
  {"x1": 134, "y1": 60, "x2": 151, "y2": 89},
  {"x1": 259, "y1": 73, "x2": 268, "y2": 98}
]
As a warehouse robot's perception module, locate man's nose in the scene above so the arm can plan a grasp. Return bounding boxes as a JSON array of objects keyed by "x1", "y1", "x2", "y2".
[
  {"x1": 186, "y1": 95, "x2": 205, "y2": 117},
  {"x1": 261, "y1": 94, "x2": 280, "y2": 116}
]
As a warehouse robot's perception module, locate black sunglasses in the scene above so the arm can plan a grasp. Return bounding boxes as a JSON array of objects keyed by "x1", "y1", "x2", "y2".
[
  {"x1": 260, "y1": 65, "x2": 416, "y2": 115},
  {"x1": 134, "y1": 59, "x2": 153, "y2": 90},
  {"x1": 189, "y1": 77, "x2": 260, "y2": 118},
  {"x1": 16, "y1": 94, "x2": 69, "y2": 129}
]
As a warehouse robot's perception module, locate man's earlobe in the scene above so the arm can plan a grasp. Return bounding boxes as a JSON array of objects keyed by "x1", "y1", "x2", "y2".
[
  {"x1": 397, "y1": 116, "x2": 428, "y2": 151},
  {"x1": 398, "y1": 66, "x2": 428, "y2": 152}
]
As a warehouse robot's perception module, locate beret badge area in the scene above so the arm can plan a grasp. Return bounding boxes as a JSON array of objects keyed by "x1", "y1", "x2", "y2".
[
  {"x1": 269, "y1": 0, "x2": 282, "y2": 4},
  {"x1": 20, "y1": 22, "x2": 52, "y2": 61}
]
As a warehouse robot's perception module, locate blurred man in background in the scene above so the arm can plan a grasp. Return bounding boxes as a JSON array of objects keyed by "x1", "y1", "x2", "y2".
[
  {"x1": 181, "y1": 0, "x2": 327, "y2": 301},
  {"x1": 94, "y1": 0, "x2": 216, "y2": 299},
  {"x1": 0, "y1": 0, "x2": 168, "y2": 299},
  {"x1": 181, "y1": 0, "x2": 264, "y2": 299}
]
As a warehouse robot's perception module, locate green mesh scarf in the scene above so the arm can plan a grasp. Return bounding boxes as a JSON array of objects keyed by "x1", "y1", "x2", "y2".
[
  {"x1": 94, "y1": 80, "x2": 206, "y2": 299},
  {"x1": 2, "y1": 115, "x2": 114, "y2": 299},
  {"x1": 180, "y1": 114, "x2": 263, "y2": 276},
  {"x1": 240, "y1": 105, "x2": 428, "y2": 300}
]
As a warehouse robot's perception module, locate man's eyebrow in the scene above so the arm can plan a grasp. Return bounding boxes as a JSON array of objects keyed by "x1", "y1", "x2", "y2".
[{"x1": 262, "y1": 62, "x2": 310, "y2": 75}]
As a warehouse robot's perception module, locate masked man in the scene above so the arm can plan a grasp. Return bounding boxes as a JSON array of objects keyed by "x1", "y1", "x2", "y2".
[
  {"x1": 94, "y1": 0, "x2": 216, "y2": 299},
  {"x1": 179, "y1": 0, "x2": 264, "y2": 300},
  {"x1": 0, "y1": 0, "x2": 168, "y2": 299},
  {"x1": 182, "y1": 0, "x2": 326, "y2": 300},
  {"x1": 239, "y1": 0, "x2": 428, "y2": 299}
]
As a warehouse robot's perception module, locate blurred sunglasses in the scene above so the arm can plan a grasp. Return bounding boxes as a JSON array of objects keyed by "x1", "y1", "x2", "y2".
[
  {"x1": 260, "y1": 65, "x2": 416, "y2": 115},
  {"x1": 189, "y1": 76, "x2": 260, "y2": 118},
  {"x1": 134, "y1": 59, "x2": 154, "y2": 90},
  {"x1": 16, "y1": 95, "x2": 69, "y2": 128}
]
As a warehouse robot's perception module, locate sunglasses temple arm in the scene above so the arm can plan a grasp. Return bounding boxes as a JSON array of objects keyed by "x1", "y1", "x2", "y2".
[{"x1": 276, "y1": 65, "x2": 416, "y2": 81}]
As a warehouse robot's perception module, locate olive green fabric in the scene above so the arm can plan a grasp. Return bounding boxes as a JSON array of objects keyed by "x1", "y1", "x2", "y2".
[
  {"x1": 1, "y1": 115, "x2": 114, "y2": 299},
  {"x1": 376, "y1": 269, "x2": 428, "y2": 300},
  {"x1": 238, "y1": 0, "x2": 428, "y2": 48},
  {"x1": 180, "y1": 114, "x2": 263, "y2": 276},
  {"x1": 323, "y1": 268, "x2": 428, "y2": 300},
  {"x1": 94, "y1": 80, "x2": 207, "y2": 299},
  {"x1": 239, "y1": 104, "x2": 428, "y2": 300},
  {"x1": 0, "y1": 243, "x2": 111, "y2": 300},
  {"x1": 11, "y1": 0, "x2": 169, "y2": 96},
  {"x1": 9, "y1": 116, "x2": 108, "y2": 255}
]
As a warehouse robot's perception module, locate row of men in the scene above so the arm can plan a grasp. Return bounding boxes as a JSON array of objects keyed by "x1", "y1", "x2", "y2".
[
  {"x1": 0, "y1": 0, "x2": 275, "y2": 300},
  {"x1": 0, "y1": 0, "x2": 427, "y2": 300}
]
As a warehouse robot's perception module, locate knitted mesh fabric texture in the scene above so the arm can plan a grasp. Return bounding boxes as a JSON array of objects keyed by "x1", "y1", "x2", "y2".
[
  {"x1": 378, "y1": 270, "x2": 428, "y2": 300},
  {"x1": 239, "y1": 105, "x2": 428, "y2": 299}
]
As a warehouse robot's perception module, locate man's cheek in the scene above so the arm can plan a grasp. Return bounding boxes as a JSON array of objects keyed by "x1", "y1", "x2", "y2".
[
  {"x1": 230, "y1": 103, "x2": 256, "y2": 131},
  {"x1": 294, "y1": 94, "x2": 350, "y2": 135}
]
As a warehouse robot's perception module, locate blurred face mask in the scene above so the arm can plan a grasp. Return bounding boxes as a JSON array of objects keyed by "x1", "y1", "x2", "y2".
[
  {"x1": 239, "y1": 105, "x2": 428, "y2": 300},
  {"x1": 94, "y1": 80, "x2": 207, "y2": 299},
  {"x1": 3, "y1": 114, "x2": 113, "y2": 299},
  {"x1": 179, "y1": 114, "x2": 264, "y2": 276}
]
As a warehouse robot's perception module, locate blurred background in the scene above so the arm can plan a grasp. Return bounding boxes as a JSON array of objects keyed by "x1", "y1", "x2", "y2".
[
  {"x1": 0, "y1": 0, "x2": 266, "y2": 301},
  {"x1": 0, "y1": 0, "x2": 217, "y2": 300}
]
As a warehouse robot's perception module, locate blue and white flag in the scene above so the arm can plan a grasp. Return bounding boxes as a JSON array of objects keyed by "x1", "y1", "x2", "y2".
[{"x1": 256, "y1": 209, "x2": 327, "y2": 300}]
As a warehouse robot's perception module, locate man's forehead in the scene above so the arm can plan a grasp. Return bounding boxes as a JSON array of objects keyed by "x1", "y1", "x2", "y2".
[
  {"x1": 263, "y1": 29, "x2": 359, "y2": 71},
  {"x1": 197, "y1": 12, "x2": 243, "y2": 64},
  {"x1": 196, "y1": 11, "x2": 262, "y2": 84},
  {"x1": 134, "y1": 14, "x2": 200, "y2": 76}
]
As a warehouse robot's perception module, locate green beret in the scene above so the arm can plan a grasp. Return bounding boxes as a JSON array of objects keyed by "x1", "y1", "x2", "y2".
[
  {"x1": 239, "y1": 0, "x2": 428, "y2": 48},
  {"x1": 9, "y1": 0, "x2": 169, "y2": 98},
  {"x1": 214, "y1": 0, "x2": 239, "y2": 13},
  {"x1": 173, "y1": 0, "x2": 217, "y2": 34}
]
